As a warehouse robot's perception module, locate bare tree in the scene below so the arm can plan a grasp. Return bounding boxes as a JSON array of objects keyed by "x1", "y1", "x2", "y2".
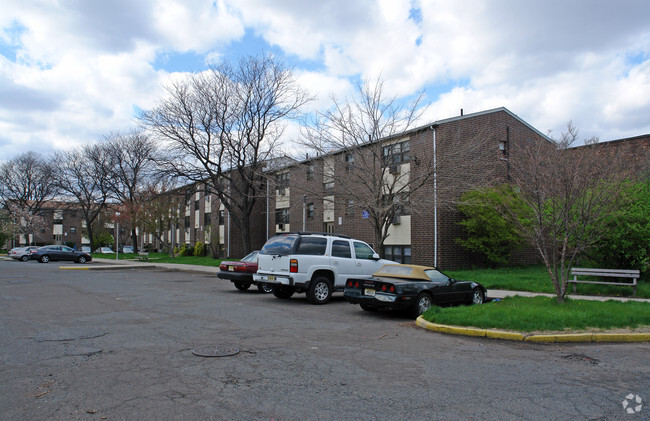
[
  {"x1": 0, "y1": 152, "x2": 58, "y2": 215},
  {"x1": 104, "y1": 130, "x2": 160, "y2": 252},
  {"x1": 52, "y1": 144, "x2": 113, "y2": 251},
  {"x1": 137, "y1": 183, "x2": 185, "y2": 255},
  {"x1": 299, "y1": 78, "x2": 492, "y2": 251},
  {"x1": 141, "y1": 54, "x2": 311, "y2": 255},
  {"x1": 503, "y1": 123, "x2": 633, "y2": 302}
]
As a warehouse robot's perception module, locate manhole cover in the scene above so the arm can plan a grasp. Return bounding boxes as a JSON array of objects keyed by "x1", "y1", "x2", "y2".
[{"x1": 192, "y1": 345, "x2": 240, "y2": 357}]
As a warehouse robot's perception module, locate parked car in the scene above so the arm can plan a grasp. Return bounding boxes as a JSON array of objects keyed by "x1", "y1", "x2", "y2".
[
  {"x1": 344, "y1": 264, "x2": 487, "y2": 317},
  {"x1": 217, "y1": 251, "x2": 271, "y2": 293},
  {"x1": 94, "y1": 247, "x2": 114, "y2": 254},
  {"x1": 81, "y1": 246, "x2": 91, "y2": 253},
  {"x1": 29, "y1": 245, "x2": 93, "y2": 264},
  {"x1": 8, "y1": 246, "x2": 39, "y2": 262},
  {"x1": 253, "y1": 232, "x2": 394, "y2": 304},
  {"x1": 121, "y1": 246, "x2": 134, "y2": 253}
]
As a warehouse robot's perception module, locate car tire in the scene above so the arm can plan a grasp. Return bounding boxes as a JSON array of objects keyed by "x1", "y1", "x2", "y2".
[
  {"x1": 257, "y1": 283, "x2": 273, "y2": 293},
  {"x1": 77, "y1": 256, "x2": 87, "y2": 264},
  {"x1": 271, "y1": 285, "x2": 295, "y2": 299},
  {"x1": 411, "y1": 293, "x2": 432, "y2": 318},
  {"x1": 39, "y1": 255, "x2": 50, "y2": 263},
  {"x1": 20, "y1": 255, "x2": 29, "y2": 262},
  {"x1": 234, "y1": 282, "x2": 250, "y2": 291},
  {"x1": 471, "y1": 288, "x2": 484, "y2": 305},
  {"x1": 306, "y1": 276, "x2": 332, "y2": 304},
  {"x1": 360, "y1": 304, "x2": 378, "y2": 312}
]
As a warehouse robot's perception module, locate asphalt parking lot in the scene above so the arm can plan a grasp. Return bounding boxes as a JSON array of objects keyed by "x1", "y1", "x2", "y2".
[{"x1": 1, "y1": 260, "x2": 648, "y2": 420}]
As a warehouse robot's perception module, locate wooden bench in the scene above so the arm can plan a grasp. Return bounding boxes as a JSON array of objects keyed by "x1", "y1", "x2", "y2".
[
  {"x1": 569, "y1": 268, "x2": 640, "y2": 296},
  {"x1": 138, "y1": 251, "x2": 149, "y2": 261}
]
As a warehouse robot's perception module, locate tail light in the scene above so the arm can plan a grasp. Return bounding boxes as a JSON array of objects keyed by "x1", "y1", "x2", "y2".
[
  {"x1": 289, "y1": 259, "x2": 298, "y2": 273},
  {"x1": 380, "y1": 283, "x2": 396, "y2": 293},
  {"x1": 345, "y1": 280, "x2": 362, "y2": 288}
]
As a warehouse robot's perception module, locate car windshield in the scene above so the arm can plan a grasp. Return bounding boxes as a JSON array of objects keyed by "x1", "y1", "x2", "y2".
[
  {"x1": 260, "y1": 234, "x2": 298, "y2": 255},
  {"x1": 425, "y1": 269, "x2": 449, "y2": 283}
]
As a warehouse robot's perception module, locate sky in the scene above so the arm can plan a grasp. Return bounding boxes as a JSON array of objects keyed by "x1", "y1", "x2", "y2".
[{"x1": 1, "y1": 0, "x2": 649, "y2": 161}]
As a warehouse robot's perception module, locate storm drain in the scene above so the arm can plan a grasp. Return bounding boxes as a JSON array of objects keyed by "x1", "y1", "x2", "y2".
[{"x1": 192, "y1": 345, "x2": 239, "y2": 357}]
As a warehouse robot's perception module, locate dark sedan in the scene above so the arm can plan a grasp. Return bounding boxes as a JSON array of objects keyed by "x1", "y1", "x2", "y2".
[
  {"x1": 29, "y1": 245, "x2": 93, "y2": 264},
  {"x1": 344, "y1": 264, "x2": 487, "y2": 318},
  {"x1": 217, "y1": 251, "x2": 271, "y2": 293}
]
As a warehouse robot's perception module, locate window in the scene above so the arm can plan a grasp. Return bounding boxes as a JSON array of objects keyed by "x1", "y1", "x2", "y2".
[
  {"x1": 353, "y1": 242, "x2": 375, "y2": 260},
  {"x1": 384, "y1": 245, "x2": 411, "y2": 264},
  {"x1": 323, "y1": 222, "x2": 334, "y2": 233},
  {"x1": 70, "y1": 227, "x2": 76, "y2": 233},
  {"x1": 346, "y1": 200, "x2": 355, "y2": 216},
  {"x1": 184, "y1": 216, "x2": 190, "y2": 228},
  {"x1": 194, "y1": 200, "x2": 200, "y2": 211},
  {"x1": 332, "y1": 240, "x2": 352, "y2": 258},
  {"x1": 276, "y1": 172, "x2": 290, "y2": 189},
  {"x1": 382, "y1": 140, "x2": 410, "y2": 164},
  {"x1": 306, "y1": 164, "x2": 314, "y2": 180},
  {"x1": 275, "y1": 208, "x2": 290, "y2": 224},
  {"x1": 295, "y1": 237, "x2": 327, "y2": 255},
  {"x1": 324, "y1": 181, "x2": 334, "y2": 191},
  {"x1": 219, "y1": 210, "x2": 225, "y2": 225},
  {"x1": 307, "y1": 203, "x2": 314, "y2": 219},
  {"x1": 345, "y1": 153, "x2": 354, "y2": 172},
  {"x1": 204, "y1": 213, "x2": 211, "y2": 226},
  {"x1": 382, "y1": 193, "x2": 411, "y2": 215}
]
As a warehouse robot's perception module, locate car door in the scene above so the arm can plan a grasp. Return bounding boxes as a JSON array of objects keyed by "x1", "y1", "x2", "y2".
[
  {"x1": 353, "y1": 241, "x2": 384, "y2": 277},
  {"x1": 47, "y1": 246, "x2": 63, "y2": 261},
  {"x1": 60, "y1": 246, "x2": 76, "y2": 261},
  {"x1": 330, "y1": 240, "x2": 356, "y2": 286}
]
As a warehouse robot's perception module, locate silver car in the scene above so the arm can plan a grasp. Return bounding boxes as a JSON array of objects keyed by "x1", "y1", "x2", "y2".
[{"x1": 8, "y1": 246, "x2": 40, "y2": 262}]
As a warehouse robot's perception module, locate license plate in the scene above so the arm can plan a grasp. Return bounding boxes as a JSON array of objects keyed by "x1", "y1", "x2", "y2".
[
  {"x1": 268, "y1": 276, "x2": 276, "y2": 281},
  {"x1": 364, "y1": 288, "x2": 375, "y2": 296},
  {"x1": 228, "y1": 265, "x2": 234, "y2": 271}
]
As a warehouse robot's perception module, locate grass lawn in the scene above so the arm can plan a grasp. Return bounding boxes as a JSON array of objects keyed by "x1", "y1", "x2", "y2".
[
  {"x1": 93, "y1": 252, "x2": 223, "y2": 267},
  {"x1": 446, "y1": 265, "x2": 650, "y2": 299},
  {"x1": 422, "y1": 296, "x2": 650, "y2": 332}
]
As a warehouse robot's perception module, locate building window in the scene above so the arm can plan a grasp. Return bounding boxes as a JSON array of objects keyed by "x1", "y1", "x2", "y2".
[
  {"x1": 384, "y1": 245, "x2": 411, "y2": 264},
  {"x1": 219, "y1": 210, "x2": 225, "y2": 225},
  {"x1": 306, "y1": 164, "x2": 314, "y2": 180},
  {"x1": 345, "y1": 153, "x2": 354, "y2": 172},
  {"x1": 275, "y1": 208, "x2": 290, "y2": 224},
  {"x1": 194, "y1": 200, "x2": 200, "y2": 211},
  {"x1": 346, "y1": 200, "x2": 355, "y2": 216},
  {"x1": 184, "y1": 216, "x2": 190, "y2": 228},
  {"x1": 204, "y1": 213, "x2": 211, "y2": 226},
  {"x1": 70, "y1": 227, "x2": 76, "y2": 233},
  {"x1": 276, "y1": 172, "x2": 290, "y2": 189},
  {"x1": 307, "y1": 203, "x2": 314, "y2": 219},
  {"x1": 382, "y1": 193, "x2": 411, "y2": 215},
  {"x1": 382, "y1": 140, "x2": 410, "y2": 164},
  {"x1": 324, "y1": 181, "x2": 334, "y2": 191},
  {"x1": 323, "y1": 222, "x2": 334, "y2": 233}
]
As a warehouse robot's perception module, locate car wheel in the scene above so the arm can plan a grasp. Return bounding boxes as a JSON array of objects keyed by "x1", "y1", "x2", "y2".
[
  {"x1": 20, "y1": 255, "x2": 29, "y2": 262},
  {"x1": 234, "y1": 282, "x2": 251, "y2": 291},
  {"x1": 271, "y1": 285, "x2": 295, "y2": 299},
  {"x1": 471, "y1": 288, "x2": 484, "y2": 305},
  {"x1": 307, "y1": 276, "x2": 332, "y2": 304},
  {"x1": 39, "y1": 255, "x2": 50, "y2": 263},
  {"x1": 360, "y1": 303, "x2": 378, "y2": 312},
  {"x1": 257, "y1": 283, "x2": 273, "y2": 293},
  {"x1": 411, "y1": 293, "x2": 432, "y2": 318},
  {"x1": 77, "y1": 256, "x2": 87, "y2": 264}
]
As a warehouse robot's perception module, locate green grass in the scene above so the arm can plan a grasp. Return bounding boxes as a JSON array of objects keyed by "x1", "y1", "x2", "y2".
[
  {"x1": 93, "y1": 252, "x2": 223, "y2": 267},
  {"x1": 446, "y1": 265, "x2": 650, "y2": 299},
  {"x1": 422, "y1": 296, "x2": 650, "y2": 332}
]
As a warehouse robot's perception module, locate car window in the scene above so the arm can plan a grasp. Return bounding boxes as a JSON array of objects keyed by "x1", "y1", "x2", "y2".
[
  {"x1": 353, "y1": 242, "x2": 375, "y2": 260},
  {"x1": 62, "y1": 246, "x2": 73, "y2": 252},
  {"x1": 260, "y1": 234, "x2": 298, "y2": 255},
  {"x1": 331, "y1": 240, "x2": 352, "y2": 258},
  {"x1": 241, "y1": 251, "x2": 258, "y2": 262},
  {"x1": 425, "y1": 269, "x2": 449, "y2": 283},
  {"x1": 295, "y1": 237, "x2": 327, "y2": 255}
]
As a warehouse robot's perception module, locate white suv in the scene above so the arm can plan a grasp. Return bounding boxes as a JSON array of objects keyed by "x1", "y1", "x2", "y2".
[{"x1": 253, "y1": 232, "x2": 394, "y2": 304}]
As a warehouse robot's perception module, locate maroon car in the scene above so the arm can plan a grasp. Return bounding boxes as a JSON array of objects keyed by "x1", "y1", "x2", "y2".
[{"x1": 217, "y1": 251, "x2": 271, "y2": 293}]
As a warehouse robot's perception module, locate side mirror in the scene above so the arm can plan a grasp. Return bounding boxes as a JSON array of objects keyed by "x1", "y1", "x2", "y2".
[{"x1": 372, "y1": 253, "x2": 380, "y2": 260}]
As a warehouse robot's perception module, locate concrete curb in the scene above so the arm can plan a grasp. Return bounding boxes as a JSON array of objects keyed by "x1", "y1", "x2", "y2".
[
  {"x1": 59, "y1": 264, "x2": 157, "y2": 271},
  {"x1": 415, "y1": 317, "x2": 650, "y2": 343}
]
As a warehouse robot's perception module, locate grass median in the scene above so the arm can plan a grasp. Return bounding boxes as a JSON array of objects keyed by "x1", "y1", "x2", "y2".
[
  {"x1": 93, "y1": 252, "x2": 223, "y2": 267},
  {"x1": 421, "y1": 295, "x2": 650, "y2": 333},
  {"x1": 447, "y1": 265, "x2": 650, "y2": 299}
]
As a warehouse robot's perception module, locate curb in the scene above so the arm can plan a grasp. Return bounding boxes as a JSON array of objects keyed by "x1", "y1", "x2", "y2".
[
  {"x1": 59, "y1": 264, "x2": 157, "y2": 271},
  {"x1": 415, "y1": 317, "x2": 650, "y2": 343}
]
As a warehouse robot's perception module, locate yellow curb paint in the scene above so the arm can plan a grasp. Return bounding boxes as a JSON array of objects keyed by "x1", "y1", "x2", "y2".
[
  {"x1": 592, "y1": 333, "x2": 650, "y2": 342},
  {"x1": 486, "y1": 330, "x2": 526, "y2": 341},
  {"x1": 416, "y1": 317, "x2": 649, "y2": 343}
]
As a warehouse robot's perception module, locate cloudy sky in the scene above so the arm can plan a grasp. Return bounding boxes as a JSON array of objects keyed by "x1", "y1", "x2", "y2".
[{"x1": 1, "y1": 0, "x2": 649, "y2": 160}]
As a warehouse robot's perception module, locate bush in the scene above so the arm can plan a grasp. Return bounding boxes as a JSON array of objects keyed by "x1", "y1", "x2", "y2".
[
  {"x1": 194, "y1": 241, "x2": 204, "y2": 257},
  {"x1": 588, "y1": 179, "x2": 650, "y2": 276},
  {"x1": 456, "y1": 185, "x2": 527, "y2": 265}
]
